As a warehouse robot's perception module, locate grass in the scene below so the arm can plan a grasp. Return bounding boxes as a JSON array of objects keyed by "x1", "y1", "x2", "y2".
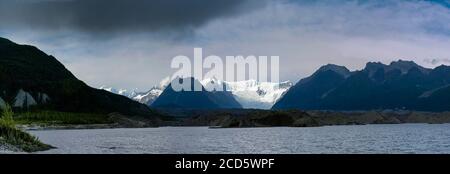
[
  {"x1": 14, "y1": 110, "x2": 113, "y2": 125},
  {"x1": 0, "y1": 105, "x2": 53, "y2": 152}
]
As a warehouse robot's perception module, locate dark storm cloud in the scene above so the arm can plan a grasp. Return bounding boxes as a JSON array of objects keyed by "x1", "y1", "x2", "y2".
[{"x1": 0, "y1": 0, "x2": 265, "y2": 34}]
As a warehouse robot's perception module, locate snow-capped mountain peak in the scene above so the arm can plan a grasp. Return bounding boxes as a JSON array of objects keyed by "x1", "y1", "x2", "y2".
[{"x1": 132, "y1": 87, "x2": 163, "y2": 105}]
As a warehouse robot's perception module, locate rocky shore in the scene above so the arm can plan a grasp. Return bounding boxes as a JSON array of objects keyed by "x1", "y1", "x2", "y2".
[
  {"x1": 15, "y1": 112, "x2": 162, "y2": 131},
  {"x1": 167, "y1": 109, "x2": 450, "y2": 128},
  {"x1": 12, "y1": 109, "x2": 450, "y2": 130}
]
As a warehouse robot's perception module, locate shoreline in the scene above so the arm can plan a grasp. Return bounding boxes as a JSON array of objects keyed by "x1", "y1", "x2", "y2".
[
  {"x1": 18, "y1": 124, "x2": 125, "y2": 131},
  {"x1": 0, "y1": 126, "x2": 54, "y2": 153},
  {"x1": 15, "y1": 110, "x2": 450, "y2": 131},
  {"x1": 19, "y1": 122, "x2": 450, "y2": 131}
]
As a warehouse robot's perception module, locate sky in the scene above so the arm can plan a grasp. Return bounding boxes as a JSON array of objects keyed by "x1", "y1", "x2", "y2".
[{"x1": 1, "y1": 0, "x2": 450, "y2": 90}]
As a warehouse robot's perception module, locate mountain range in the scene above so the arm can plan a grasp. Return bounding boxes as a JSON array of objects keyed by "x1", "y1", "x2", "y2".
[
  {"x1": 273, "y1": 60, "x2": 450, "y2": 112},
  {"x1": 101, "y1": 78, "x2": 293, "y2": 109},
  {"x1": 102, "y1": 60, "x2": 450, "y2": 112}
]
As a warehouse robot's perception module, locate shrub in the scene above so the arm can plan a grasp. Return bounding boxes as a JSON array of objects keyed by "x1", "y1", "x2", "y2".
[{"x1": 0, "y1": 104, "x2": 15, "y2": 128}]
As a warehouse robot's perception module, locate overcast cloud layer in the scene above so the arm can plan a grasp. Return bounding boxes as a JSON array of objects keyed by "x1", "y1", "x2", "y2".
[
  {"x1": 0, "y1": 0, "x2": 264, "y2": 34},
  {"x1": 1, "y1": 0, "x2": 450, "y2": 90}
]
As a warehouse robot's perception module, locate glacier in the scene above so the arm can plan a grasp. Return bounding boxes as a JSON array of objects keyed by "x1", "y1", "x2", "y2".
[{"x1": 201, "y1": 78, "x2": 293, "y2": 109}]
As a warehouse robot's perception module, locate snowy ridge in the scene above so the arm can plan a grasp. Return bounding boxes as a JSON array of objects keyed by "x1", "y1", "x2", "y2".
[
  {"x1": 100, "y1": 77, "x2": 170, "y2": 106},
  {"x1": 99, "y1": 86, "x2": 163, "y2": 106},
  {"x1": 99, "y1": 86, "x2": 138, "y2": 98}
]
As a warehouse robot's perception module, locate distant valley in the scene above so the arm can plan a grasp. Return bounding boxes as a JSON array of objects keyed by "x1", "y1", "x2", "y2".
[{"x1": 2, "y1": 36, "x2": 450, "y2": 129}]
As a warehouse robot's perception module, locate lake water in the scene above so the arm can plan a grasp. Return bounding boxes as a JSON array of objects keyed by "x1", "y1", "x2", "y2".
[{"x1": 29, "y1": 124, "x2": 450, "y2": 154}]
